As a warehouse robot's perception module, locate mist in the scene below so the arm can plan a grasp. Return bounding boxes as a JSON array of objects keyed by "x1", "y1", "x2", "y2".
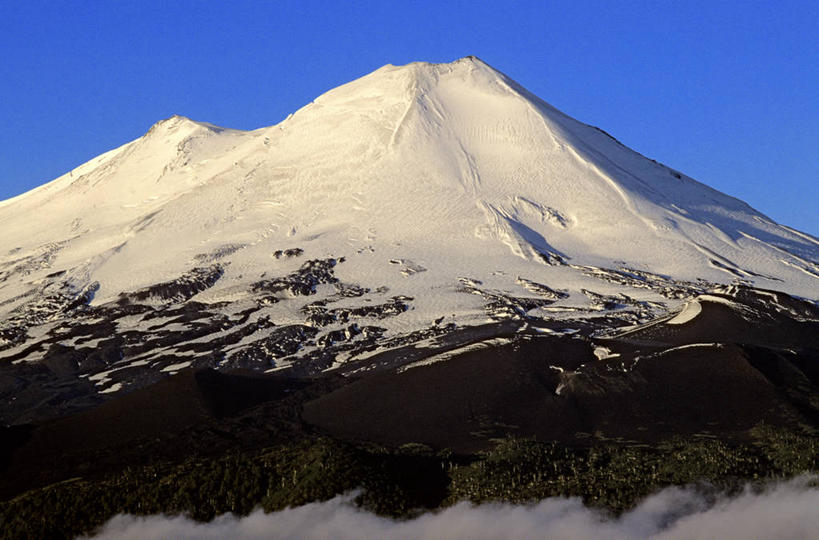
[{"x1": 87, "y1": 475, "x2": 819, "y2": 540}]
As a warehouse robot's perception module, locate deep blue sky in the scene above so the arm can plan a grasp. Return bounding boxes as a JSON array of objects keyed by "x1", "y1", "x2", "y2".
[{"x1": 2, "y1": 1, "x2": 817, "y2": 234}]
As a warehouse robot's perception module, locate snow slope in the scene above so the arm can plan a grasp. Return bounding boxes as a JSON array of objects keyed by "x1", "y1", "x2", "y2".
[{"x1": 0, "y1": 57, "x2": 817, "y2": 384}]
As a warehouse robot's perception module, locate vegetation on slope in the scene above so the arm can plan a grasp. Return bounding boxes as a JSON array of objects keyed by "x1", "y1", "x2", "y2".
[{"x1": 1, "y1": 425, "x2": 817, "y2": 539}]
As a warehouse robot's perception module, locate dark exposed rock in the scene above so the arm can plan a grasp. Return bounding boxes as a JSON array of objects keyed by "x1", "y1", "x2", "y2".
[
  {"x1": 79, "y1": 347, "x2": 123, "y2": 373},
  {"x1": 2, "y1": 281, "x2": 99, "y2": 330},
  {"x1": 123, "y1": 265, "x2": 224, "y2": 303},
  {"x1": 251, "y1": 258, "x2": 339, "y2": 297},
  {"x1": 570, "y1": 264, "x2": 707, "y2": 300},
  {"x1": 580, "y1": 289, "x2": 664, "y2": 322},
  {"x1": 173, "y1": 316, "x2": 277, "y2": 355},
  {"x1": 458, "y1": 278, "x2": 556, "y2": 319},
  {"x1": 41, "y1": 344, "x2": 89, "y2": 378},
  {"x1": 0, "y1": 326, "x2": 28, "y2": 351},
  {"x1": 273, "y1": 248, "x2": 304, "y2": 259},
  {"x1": 515, "y1": 277, "x2": 569, "y2": 300},
  {"x1": 317, "y1": 324, "x2": 362, "y2": 348},
  {"x1": 223, "y1": 325, "x2": 319, "y2": 369},
  {"x1": 303, "y1": 296, "x2": 411, "y2": 326},
  {"x1": 333, "y1": 283, "x2": 370, "y2": 298},
  {"x1": 538, "y1": 250, "x2": 568, "y2": 266}
]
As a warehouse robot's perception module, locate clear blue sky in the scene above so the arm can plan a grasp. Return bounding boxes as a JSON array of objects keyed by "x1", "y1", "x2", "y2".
[{"x1": 2, "y1": 0, "x2": 817, "y2": 234}]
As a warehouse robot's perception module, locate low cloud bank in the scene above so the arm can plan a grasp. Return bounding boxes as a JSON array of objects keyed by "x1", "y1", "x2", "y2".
[{"x1": 88, "y1": 475, "x2": 819, "y2": 540}]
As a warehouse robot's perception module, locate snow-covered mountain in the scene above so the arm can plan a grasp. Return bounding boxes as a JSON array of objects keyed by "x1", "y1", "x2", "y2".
[{"x1": 1, "y1": 57, "x2": 817, "y2": 421}]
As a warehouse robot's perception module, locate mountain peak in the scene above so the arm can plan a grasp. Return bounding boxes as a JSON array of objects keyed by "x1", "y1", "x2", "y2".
[
  {"x1": 382, "y1": 55, "x2": 507, "y2": 86},
  {"x1": 441, "y1": 55, "x2": 500, "y2": 74},
  {"x1": 149, "y1": 114, "x2": 197, "y2": 129},
  {"x1": 145, "y1": 115, "x2": 224, "y2": 138},
  {"x1": 391, "y1": 55, "x2": 495, "y2": 73},
  {"x1": 302, "y1": 56, "x2": 519, "y2": 125}
]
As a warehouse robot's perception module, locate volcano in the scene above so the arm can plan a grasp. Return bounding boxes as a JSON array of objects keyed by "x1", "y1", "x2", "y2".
[{"x1": 0, "y1": 56, "x2": 817, "y2": 452}]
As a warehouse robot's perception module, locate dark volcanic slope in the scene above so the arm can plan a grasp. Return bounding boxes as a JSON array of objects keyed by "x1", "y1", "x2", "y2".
[
  {"x1": 305, "y1": 336, "x2": 591, "y2": 452},
  {"x1": 304, "y1": 286, "x2": 819, "y2": 452},
  {"x1": 24, "y1": 369, "x2": 307, "y2": 452},
  {"x1": 303, "y1": 337, "x2": 797, "y2": 452},
  {"x1": 0, "y1": 369, "x2": 323, "y2": 499},
  {"x1": 610, "y1": 286, "x2": 819, "y2": 349}
]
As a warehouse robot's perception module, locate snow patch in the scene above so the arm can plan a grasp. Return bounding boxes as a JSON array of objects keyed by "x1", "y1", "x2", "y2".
[
  {"x1": 593, "y1": 346, "x2": 621, "y2": 360},
  {"x1": 666, "y1": 300, "x2": 702, "y2": 325},
  {"x1": 161, "y1": 361, "x2": 193, "y2": 373},
  {"x1": 398, "y1": 337, "x2": 513, "y2": 373},
  {"x1": 99, "y1": 382, "x2": 123, "y2": 394}
]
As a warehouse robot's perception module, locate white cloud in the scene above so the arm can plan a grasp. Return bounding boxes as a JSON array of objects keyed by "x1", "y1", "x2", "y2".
[{"x1": 86, "y1": 475, "x2": 819, "y2": 540}]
